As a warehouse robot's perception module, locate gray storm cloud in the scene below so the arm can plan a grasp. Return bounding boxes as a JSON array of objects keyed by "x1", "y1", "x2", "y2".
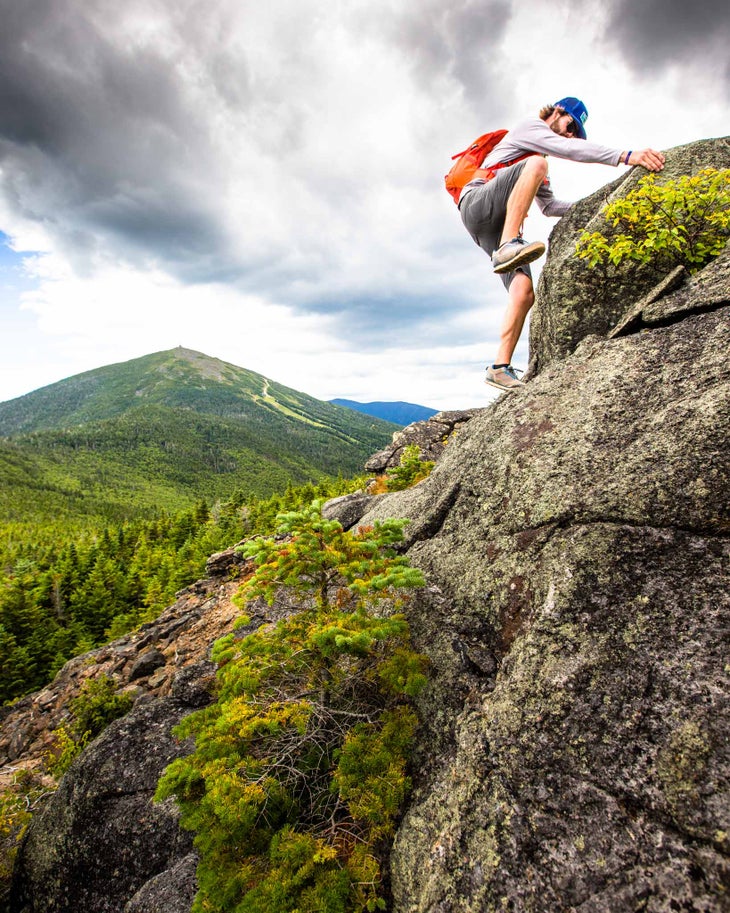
[
  {"x1": 0, "y1": 0, "x2": 492, "y2": 342},
  {"x1": 0, "y1": 0, "x2": 726, "y2": 353},
  {"x1": 371, "y1": 0, "x2": 515, "y2": 118},
  {"x1": 600, "y1": 0, "x2": 730, "y2": 97},
  {"x1": 0, "y1": 0, "x2": 235, "y2": 275}
]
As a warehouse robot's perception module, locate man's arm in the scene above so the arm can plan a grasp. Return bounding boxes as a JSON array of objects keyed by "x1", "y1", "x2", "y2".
[
  {"x1": 486, "y1": 119, "x2": 666, "y2": 172},
  {"x1": 486, "y1": 118, "x2": 622, "y2": 167}
]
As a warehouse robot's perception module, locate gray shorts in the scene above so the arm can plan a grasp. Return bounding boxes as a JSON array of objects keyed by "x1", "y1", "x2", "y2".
[{"x1": 459, "y1": 160, "x2": 530, "y2": 290}]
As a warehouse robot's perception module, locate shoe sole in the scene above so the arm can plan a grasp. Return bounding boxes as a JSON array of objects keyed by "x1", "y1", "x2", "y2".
[
  {"x1": 484, "y1": 377, "x2": 524, "y2": 393},
  {"x1": 492, "y1": 243, "x2": 546, "y2": 274}
]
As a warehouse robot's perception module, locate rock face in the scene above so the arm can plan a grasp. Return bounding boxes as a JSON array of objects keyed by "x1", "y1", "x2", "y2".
[
  {"x1": 364, "y1": 409, "x2": 479, "y2": 473},
  {"x1": 6, "y1": 137, "x2": 730, "y2": 912},
  {"x1": 4, "y1": 561, "x2": 249, "y2": 913},
  {"x1": 0, "y1": 560, "x2": 247, "y2": 785},
  {"x1": 9, "y1": 669, "x2": 211, "y2": 913},
  {"x1": 355, "y1": 140, "x2": 730, "y2": 911},
  {"x1": 529, "y1": 135, "x2": 730, "y2": 373},
  {"x1": 321, "y1": 490, "x2": 389, "y2": 530}
]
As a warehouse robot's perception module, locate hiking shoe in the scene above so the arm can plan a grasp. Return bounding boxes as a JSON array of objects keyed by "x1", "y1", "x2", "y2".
[
  {"x1": 492, "y1": 237, "x2": 546, "y2": 274},
  {"x1": 484, "y1": 364, "x2": 525, "y2": 392}
]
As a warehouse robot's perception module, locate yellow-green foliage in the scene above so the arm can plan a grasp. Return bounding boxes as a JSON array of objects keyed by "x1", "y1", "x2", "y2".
[
  {"x1": 386, "y1": 445, "x2": 435, "y2": 492},
  {"x1": 156, "y1": 501, "x2": 428, "y2": 913},
  {"x1": 332, "y1": 707, "x2": 418, "y2": 839},
  {"x1": 239, "y1": 499, "x2": 425, "y2": 610},
  {"x1": 47, "y1": 675, "x2": 133, "y2": 777},
  {"x1": 45, "y1": 724, "x2": 89, "y2": 779},
  {"x1": 0, "y1": 769, "x2": 50, "y2": 906},
  {"x1": 576, "y1": 168, "x2": 730, "y2": 273}
]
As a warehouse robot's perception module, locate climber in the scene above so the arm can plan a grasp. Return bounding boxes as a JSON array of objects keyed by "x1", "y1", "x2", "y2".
[{"x1": 457, "y1": 97, "x2": 666, "y2": 392}]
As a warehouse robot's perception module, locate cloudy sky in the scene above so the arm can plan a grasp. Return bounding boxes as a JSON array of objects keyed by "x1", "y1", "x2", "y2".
[{"x1": 1, "y1": 0, "x2": 728, "y2": 411}]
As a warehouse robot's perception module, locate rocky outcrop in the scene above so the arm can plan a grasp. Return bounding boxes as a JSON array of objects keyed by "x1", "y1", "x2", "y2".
[
  {"x1": 0, "y1": 557, "x2": 249, "y2": 786},
  {"x1": 529, "y1": 135, "x2": 730, "y2": 373},
  {"x1": 364, "y1": 409, "x2": 479, "y2": 473},
  {"x1": 6, "y1": 137, "x2": 729, "y2": 913},
  {"x1": 9, "y1": 666, "x2": 212, "y2": 913},
  {"x1": 354, "y1": 141, "x2": 730, "y2": 911},
  {"x1": 124, "y1": 853, "x2": 198, "y2": 913},
  {"x1": 321, "y1": 490, "x2": 389, "y2": 530},
  {"x1": 2, "y1": 558, "x2": 250, "y2": 913}
]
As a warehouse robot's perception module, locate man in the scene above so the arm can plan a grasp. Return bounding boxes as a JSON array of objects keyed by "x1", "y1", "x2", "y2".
[{"x1": 458, "y1": 97, "x2": 666, "y2": 392}]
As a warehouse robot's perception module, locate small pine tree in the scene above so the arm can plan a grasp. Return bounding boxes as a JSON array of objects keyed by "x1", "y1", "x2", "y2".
[
  {"x1": 157, "y1": 500, "x2": 428, "y2": 913},
  {"x1": 239, "y1": 500, "x2": 423, "y2": 611}
]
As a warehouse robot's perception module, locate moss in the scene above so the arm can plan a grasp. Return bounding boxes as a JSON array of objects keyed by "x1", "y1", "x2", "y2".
[{"x1": 657, "y1": 720, "x2": 711, "y2": 815}]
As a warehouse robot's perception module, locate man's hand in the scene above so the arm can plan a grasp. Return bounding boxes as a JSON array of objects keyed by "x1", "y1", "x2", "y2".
[{"x1": 622, "y1": 148, "x2": 666, "y2": 172}]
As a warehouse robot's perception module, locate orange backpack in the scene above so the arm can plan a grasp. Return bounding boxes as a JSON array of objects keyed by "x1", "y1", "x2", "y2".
[
  {"x1": 444, "y1": 129, "x2": 508, "y2": 204},
  {"x1": 444, "y1": 130, "x2": 538, "y2": 205}
]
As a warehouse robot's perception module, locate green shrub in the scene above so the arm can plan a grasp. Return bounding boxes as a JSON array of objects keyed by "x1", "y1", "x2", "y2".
[
  {"x1": 386, "y1": 445, "x2": 434, "y2": 492},
  {"x1": 156, "y1": 501, "x2": 428, "y2": 913},
  {"x1": 0, "y1": 769, "x2": 50, "y2": 907},
  {"x1": 576, "y1": 168, "x2": 730, "y2": 273},
  {"x1": 67, "y1": 674, "x2": 134, "y2": 739},
  {"x1": 46, "y1": 724, "x2": 89, "y2": 779},
  {"x1": 47, "y1": 675, "x2": 133, "y2": 776}
]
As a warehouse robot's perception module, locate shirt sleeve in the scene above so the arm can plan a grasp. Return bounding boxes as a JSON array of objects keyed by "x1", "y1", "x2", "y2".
[
  {"x1": 484, "y1": 118, "x2": 623, "y2": 168},
  {"x1": 535, "y1": 178, "x2": 571, "y2": 217}
]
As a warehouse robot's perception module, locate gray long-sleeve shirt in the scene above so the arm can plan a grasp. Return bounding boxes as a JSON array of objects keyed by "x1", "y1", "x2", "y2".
[{"x1": 460, "y1": 116, "x2": 624, "y2": 215}]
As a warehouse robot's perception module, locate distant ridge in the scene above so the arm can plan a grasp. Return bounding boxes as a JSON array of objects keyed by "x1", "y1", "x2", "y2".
[{"x1": 329, "y1": 399, "x2": 437, "y2": 426}]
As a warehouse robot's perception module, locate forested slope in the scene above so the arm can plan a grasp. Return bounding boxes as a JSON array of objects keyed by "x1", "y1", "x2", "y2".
[
  {"x1": 0, "y1": 477, "x2": 360, "y2": 703},
  {"x1": 0, "y1": 347, "x2": 398, "y2": 701}
]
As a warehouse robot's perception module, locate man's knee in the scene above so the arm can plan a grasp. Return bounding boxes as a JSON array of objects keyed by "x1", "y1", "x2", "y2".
[
  {"x1": 509, "y1": 272, "x2": 535, "y2": 309},
  {"x1": 521, "y1": 156, "x2": 548, "y2": 181}
]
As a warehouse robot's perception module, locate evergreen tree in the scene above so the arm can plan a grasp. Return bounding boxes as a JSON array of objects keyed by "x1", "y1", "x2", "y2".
[{"x1": 157, "y1": 501, "x2": 428, "y2": 913}]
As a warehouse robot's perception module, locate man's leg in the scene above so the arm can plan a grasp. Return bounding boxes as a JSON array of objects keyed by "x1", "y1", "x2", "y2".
[
  {"x1": 491, "y1": 158, "x2": 544, "y2": 368},
  {"x1": 459, "y1": 168, "x2": 538, "y2": 391},
  {"x1": 494, "y1": 271, "x2": 534, "y2": 366},
  {"x1": 500, "y1": 155, "x2": 548, "y2": 244},
  {"x1": 491, "y1": 156, "x2": 549, "y2": 276}
]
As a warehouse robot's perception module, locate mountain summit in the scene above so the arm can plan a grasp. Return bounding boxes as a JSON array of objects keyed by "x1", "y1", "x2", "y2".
[
  {"x1": 0, "y1": 347, "x2": 385, "y2": 435},
  {"x1": 0, "y1": 348, "x2": 398, "y2": 520}
]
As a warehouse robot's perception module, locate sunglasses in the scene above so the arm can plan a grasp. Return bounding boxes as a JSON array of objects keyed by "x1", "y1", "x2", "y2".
[{"x1": 564, "y1": 118, "x2": 577, "y2": 136}]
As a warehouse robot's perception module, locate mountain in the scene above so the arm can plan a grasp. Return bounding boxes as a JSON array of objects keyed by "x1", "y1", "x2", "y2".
[
  {"x1": 329, "y1": 399, "x2": 438, "y2": 426},
  {"x1": 0, "y1": 348, "x2": 399, "y2": 522}
]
